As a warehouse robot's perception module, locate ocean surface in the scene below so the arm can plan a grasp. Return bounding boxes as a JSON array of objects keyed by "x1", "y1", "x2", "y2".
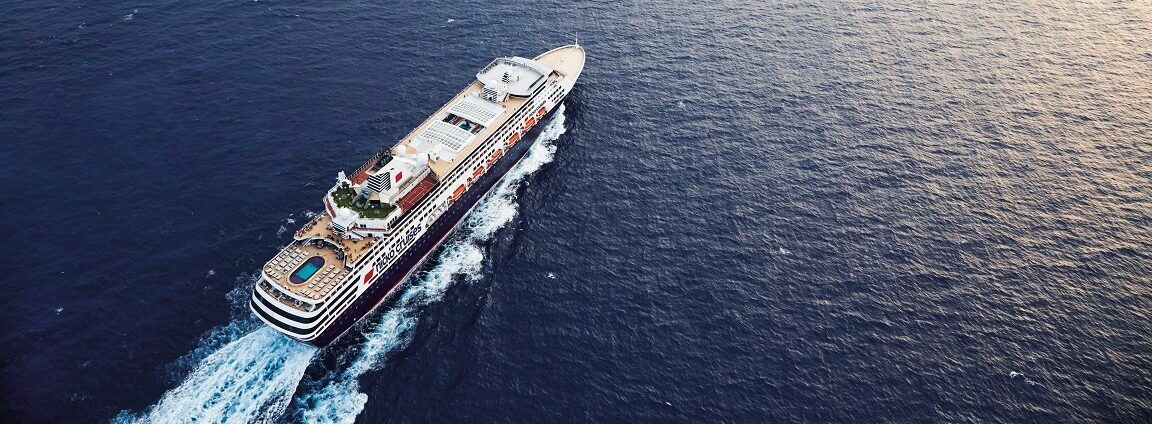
[{"x1": 2, "y1": 1, "x2": 1150, "y2": 423}]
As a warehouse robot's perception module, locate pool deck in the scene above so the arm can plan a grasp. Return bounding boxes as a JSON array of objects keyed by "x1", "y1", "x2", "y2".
[{"x1": 262, "y1": 242, "x2": 348, "y2": 300}]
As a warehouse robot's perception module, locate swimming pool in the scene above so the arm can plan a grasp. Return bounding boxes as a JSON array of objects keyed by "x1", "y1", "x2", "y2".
[{"x1": 289, "y1": 256, "x2": 325, "y2": 285}]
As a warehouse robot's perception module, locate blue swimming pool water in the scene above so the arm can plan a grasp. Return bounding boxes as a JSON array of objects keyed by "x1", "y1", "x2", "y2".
[
  {"x1": 295, "y1": 262, "x2": 320, "y2": 281},
  {"x1": 290, "y1": 258, "x2": 324, "y2": 284}
]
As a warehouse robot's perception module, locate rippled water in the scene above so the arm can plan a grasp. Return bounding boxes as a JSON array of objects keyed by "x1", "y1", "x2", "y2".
[{"x1": 2, "y1": 1, "x2": 1150, "y2": 423}]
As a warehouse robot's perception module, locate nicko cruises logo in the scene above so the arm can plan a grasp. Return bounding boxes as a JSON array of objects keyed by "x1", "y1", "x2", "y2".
[{"x1": 367, "y1": 225, "x2": 423, "y2": 284}]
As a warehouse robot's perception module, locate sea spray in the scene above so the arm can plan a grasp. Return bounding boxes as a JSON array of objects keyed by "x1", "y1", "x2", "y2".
[
  {"x1": 296, "y1": 105, "x2": 567, "y2": 424},
  {"x1": 114, "y1": 272, "x2": 314, "y2": 424},
  {"x1": 164, "y1": 274, "x2": 266, "y2": 380},
  {"x1": 115, "y1": 328, "x2": 316, "y2": 424}
]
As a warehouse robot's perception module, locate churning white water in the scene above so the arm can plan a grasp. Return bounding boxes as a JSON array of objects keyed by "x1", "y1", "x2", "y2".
[{"x1": 114, "y1": 327, "x2": 316, "y2": 424}]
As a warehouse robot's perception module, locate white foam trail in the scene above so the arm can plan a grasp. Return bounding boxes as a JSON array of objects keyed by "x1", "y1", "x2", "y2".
[
  {"x1": 114, "y1": 328, "x2": 317, "y2": 424},
  {"x1": 297, "y1": 105, "x2": 567, "y2": 424},
  {"x1": 115, "y1": 277, "x2": 315, "y2": 423}
]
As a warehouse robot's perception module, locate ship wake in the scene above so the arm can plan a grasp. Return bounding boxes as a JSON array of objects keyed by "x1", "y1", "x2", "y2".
[
  {"x1": 114, "y1": 326, "x2": 317, "y2": 423},
  {"x1": 113, "y1": 105, "x2": 566, "y2": 423}
]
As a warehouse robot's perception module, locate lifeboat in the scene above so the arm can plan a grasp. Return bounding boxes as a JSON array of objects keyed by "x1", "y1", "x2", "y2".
[
  {"x1": 450, "y1": 184, "x2": 466, "y2": 201},
  {"x1": 504, "y1": 131, "x2": 521, "y2": 148},
  {"x1": 536, "y1": 106, "x2": 547, "y2": 118},
  {"x1": 487, "y1": 149, "x2": 504, "y2": 166},
  {"x1": 469, "y1": 165, "x2": 485, "y2": 184},
  {"x1": 523, "y1": 116, "x2": 536, "y2": 130}
]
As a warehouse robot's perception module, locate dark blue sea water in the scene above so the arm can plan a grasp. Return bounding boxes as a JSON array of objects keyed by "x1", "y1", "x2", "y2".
[{"x1": 3, "y1": 1, "x2": 1151, "y2": 423}]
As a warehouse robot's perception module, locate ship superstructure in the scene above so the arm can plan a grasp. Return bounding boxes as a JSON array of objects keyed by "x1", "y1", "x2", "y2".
[{"x1": 251, "y1": 45, "x2": 585, "y2": 345}]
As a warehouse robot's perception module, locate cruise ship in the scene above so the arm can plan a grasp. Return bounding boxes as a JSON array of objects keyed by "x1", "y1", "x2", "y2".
[{"x1": 250, "y1": 45, "x2": 585, "y2": 346}]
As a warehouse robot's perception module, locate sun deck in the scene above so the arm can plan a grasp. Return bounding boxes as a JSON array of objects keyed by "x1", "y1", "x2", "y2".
[
  {"x1": 476, "y1": 57, "x2": 550, "y2": 96},
  {"x1": 262, "y1": 242, "x2": 347, "y2": 300}
]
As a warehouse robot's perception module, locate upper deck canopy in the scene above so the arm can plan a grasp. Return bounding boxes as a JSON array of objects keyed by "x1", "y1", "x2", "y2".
[
  {"x1": 447, "y1": 95, "x2": 505, "y2": 127},
  {"x1": 476, "y1": 57, "x2": 552, "y2": 97},
  {"x1": 412, "y1": 121, "x2": 474, "y2": 160}
]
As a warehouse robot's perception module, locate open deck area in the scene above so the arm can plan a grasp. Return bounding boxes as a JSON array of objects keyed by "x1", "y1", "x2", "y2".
[
  {"x1": 262, "y1": 242, "x2": 347, "y2": 300},
  {"x1": 294, "y1": 214, "x2": 375, "y2": 264},
  {"x1": 534, "y1": 45, "x2": 585, "y2": 82}
]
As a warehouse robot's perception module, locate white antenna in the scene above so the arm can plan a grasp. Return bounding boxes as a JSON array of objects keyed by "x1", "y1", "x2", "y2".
[{"x1": 575, "y1": 31, "x2": 579, "y2": 47}]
